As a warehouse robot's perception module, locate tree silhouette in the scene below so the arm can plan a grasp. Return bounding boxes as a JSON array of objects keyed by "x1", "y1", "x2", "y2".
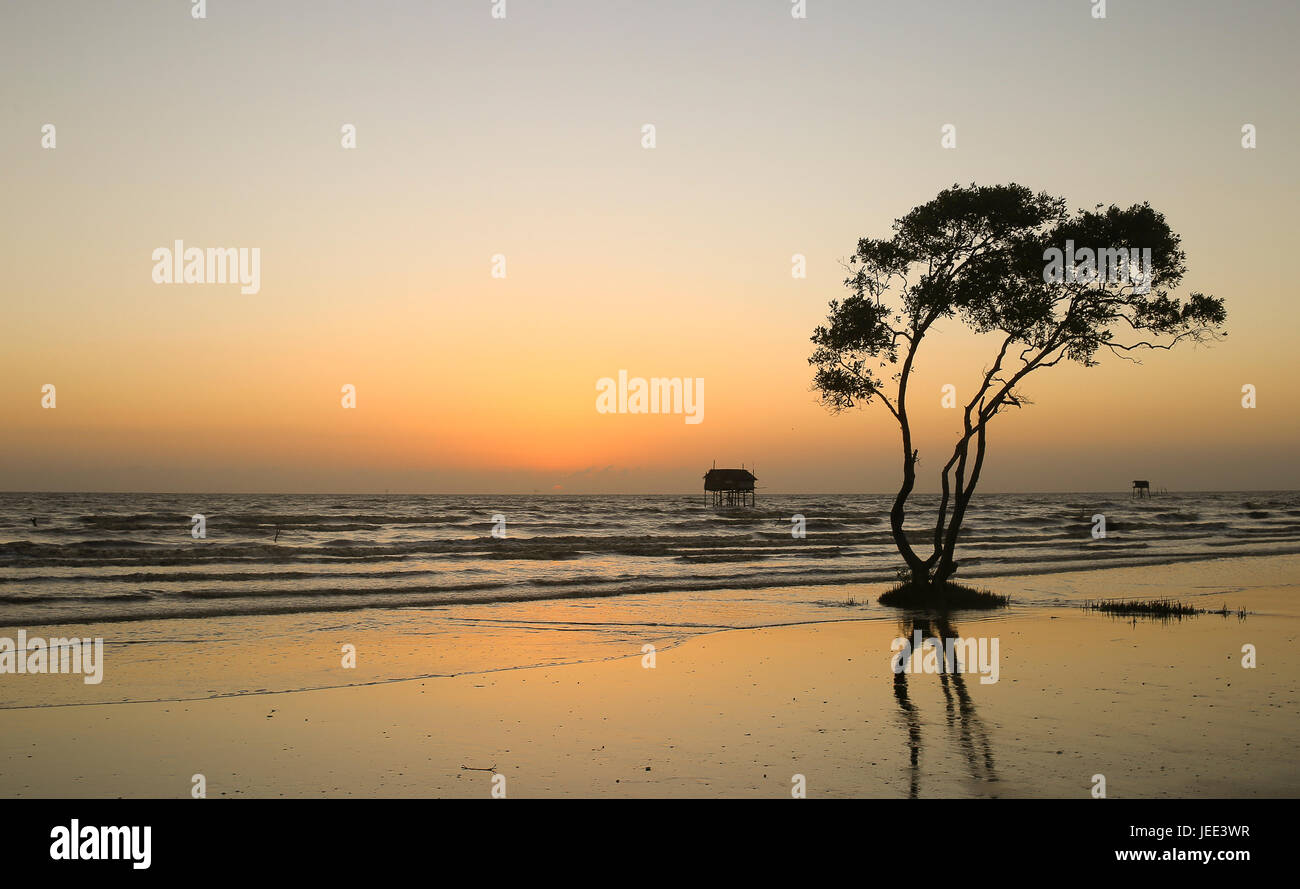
[{"x1": 809, "y1": 183, "x2": 1226, "y2": 595}]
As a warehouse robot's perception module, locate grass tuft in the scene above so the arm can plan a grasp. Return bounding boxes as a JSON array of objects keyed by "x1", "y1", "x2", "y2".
[{"x1": 1082, "y1": 598, "x2": 1248, "y2": 620}]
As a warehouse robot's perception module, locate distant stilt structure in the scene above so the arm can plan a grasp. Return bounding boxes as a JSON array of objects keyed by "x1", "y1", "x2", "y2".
[
  {"x1": 704, "y1": 463, "x2": 757, "y2": 507},
  {"x1": 1132, "y1": 480, "x2": 1151, "y2": 499}
]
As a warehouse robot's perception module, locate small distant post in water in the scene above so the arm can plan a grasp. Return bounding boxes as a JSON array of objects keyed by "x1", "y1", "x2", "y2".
[
  {"x1": 703, "y1": 463, "x2": 757, "y2": 507},
  {"x1": 1131, "y1": 480, "x2": 1151, "y2": 499}
]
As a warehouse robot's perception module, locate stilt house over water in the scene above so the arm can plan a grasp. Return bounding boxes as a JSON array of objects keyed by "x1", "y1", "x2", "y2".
[{"x1": 704, "y1": 464, "x2": 757, "y2": 507}]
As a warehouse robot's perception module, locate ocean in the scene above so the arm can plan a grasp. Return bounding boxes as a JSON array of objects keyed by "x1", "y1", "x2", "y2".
[{"x1": 3, "y1": 490, "x2": 1298, "y2": 627}]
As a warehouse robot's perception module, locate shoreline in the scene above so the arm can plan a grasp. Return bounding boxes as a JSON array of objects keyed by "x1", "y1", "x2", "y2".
[
  {"x1": 3, "y1": 553, "x2": 1297, "y2": 709},
  {"x1": 6, "y1": 544, "x2": 1300, "y2": 629}
]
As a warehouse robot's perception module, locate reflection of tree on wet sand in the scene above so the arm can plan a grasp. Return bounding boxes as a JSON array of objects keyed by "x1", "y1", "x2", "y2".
[{"x1": 892, "y1": 615, "x2": 998, "y2": 798}]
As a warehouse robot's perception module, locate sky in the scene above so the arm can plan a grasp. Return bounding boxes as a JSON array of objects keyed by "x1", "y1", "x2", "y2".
[{"x1": 2, "y1": 0, "x2": 1297, "y2": 493}]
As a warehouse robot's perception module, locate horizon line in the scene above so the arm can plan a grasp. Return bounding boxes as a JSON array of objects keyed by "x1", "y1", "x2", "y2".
[{"x1": 2, "y1": 488, "x2": 1296, "y2": 497}]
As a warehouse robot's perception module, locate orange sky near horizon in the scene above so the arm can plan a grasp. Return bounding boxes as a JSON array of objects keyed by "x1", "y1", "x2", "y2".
[{"x1": 2, "y1": 0, "x2": 1297, "y2": 493}]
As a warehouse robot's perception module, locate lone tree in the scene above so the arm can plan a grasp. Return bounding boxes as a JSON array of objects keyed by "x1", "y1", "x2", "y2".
[{"x1": 809, "y1": 183, "x2": 1226, "y2": 601}]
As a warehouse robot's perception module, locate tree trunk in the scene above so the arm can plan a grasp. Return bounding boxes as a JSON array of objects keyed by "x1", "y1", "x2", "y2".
[
  {"x1": 890, "y1": 451, "x2": 927, "y2": 578},
  {"x1": 933, "y1": 422, "x2": 988, "y2": 587},
  {"x1": 891, "y1": 328, "x2": 930, "y2": 580}
]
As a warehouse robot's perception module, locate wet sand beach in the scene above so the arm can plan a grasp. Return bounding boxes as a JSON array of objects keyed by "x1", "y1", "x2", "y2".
[{"x1": 3, "y1": 555, "x2": 1295, "y2": 798}]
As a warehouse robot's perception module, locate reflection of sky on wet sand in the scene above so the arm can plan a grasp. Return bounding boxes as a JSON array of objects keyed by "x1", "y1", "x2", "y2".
[{"x1": 2, "y1": 556, "x2": 1295, "y2": 797}]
